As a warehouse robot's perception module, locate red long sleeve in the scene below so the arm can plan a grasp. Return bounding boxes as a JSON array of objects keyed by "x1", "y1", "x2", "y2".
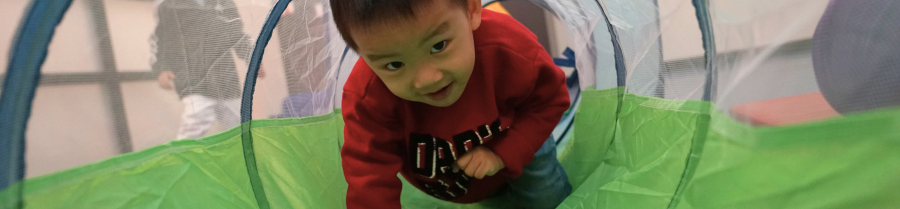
[{"x1": 341, "y1": 71, "x2": 405, "y2": 209}]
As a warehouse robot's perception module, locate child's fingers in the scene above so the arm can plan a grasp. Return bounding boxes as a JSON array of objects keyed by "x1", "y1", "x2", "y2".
[
  {"x1": 464, "y1": 157, "x2": 483, "y2": 177},
  {"x1": 485, "y1": 166, "x2": 499, "y2": 177},
  {"x1": 456, "y1": 153, "x2": 473, "y2": 170},
  {"x1": 473, "y1": 162, "x2": 492, "y2": 179}
]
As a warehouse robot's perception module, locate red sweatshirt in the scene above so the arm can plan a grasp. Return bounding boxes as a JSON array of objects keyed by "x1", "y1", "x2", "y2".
[{"x1": 341, "y1": 10, "x2": 570, "y2": 208}]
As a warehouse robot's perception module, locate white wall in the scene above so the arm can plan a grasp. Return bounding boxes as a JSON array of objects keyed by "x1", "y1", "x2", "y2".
[
  {"x1": 658, "y1": 0, "x2": 705, "y2": 61},
  {"x1": 2, "y1": 0, "x2": 105, "y2": 73},
  {"x1": 540, "y1": 0, "x2": 830, "y2": 63},
  {"x1": 27, "y1": 84, "x2": 121, "y2": 177},
  {"x1": 659, "y1": 0, "x2": 829, "y2": 61},
  {"x1": 0, "y1": 0, "x2": 31, "y2": 75},
  {"x1": 106, "y1": 0, "x2": 155, "y2": 71}
]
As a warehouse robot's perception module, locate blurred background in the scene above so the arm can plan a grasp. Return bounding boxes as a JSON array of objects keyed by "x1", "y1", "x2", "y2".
[{"x1": 0, "y1": 0, "x2": 835, "y2": 179}]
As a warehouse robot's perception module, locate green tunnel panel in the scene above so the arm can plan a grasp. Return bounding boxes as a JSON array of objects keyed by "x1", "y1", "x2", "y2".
[
  {"x1": 3, "y1": 87, "x2": 900, "y2": 209},
  {"x1": 559, "y1": 89, "x2": 706, "y2": 209},
  {"x1": 0, "y1": 113, "x2": 348, "y2": 209}
]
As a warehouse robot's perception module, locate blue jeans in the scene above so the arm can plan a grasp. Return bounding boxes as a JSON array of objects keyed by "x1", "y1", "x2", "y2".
[{"x1": 498, "y1": 137, "x2": 572, "y2": 208}]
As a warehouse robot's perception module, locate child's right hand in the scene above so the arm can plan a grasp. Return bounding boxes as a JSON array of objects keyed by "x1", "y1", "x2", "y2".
[
  {"x1": 157, "y1": 71, "x2": 175, "y2": 90},
  {"x1": 454, "y1": 147, "x2": 506, "y2": 179}
]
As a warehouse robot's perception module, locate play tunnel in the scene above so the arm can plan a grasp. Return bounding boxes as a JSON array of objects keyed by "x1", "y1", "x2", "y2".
[{"x1": 2, "y1": 0, "x2": 899, "y2": 208}]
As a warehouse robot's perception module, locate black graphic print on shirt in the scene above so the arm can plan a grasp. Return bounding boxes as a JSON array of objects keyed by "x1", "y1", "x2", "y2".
[{"x1": 407, "y1": 118, "x2": 504, "y2": 200}]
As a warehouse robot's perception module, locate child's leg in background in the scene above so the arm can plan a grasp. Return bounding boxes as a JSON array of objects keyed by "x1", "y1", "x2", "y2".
[
  {"x1": 215, "y1": 98, "x2": 242, "y2": 129},
  {"x1": 503, "y1": 136, "x2": 572, "y2": 208},
  {"x1": 176, "y1": 95, "x2": 219, "y2": 139}
]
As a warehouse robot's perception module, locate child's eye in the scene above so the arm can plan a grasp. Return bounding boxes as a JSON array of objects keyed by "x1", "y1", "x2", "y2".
[
  {"x1": 430, "y1": 40, "x2": 447, "y2": 53},
  {"x1": 386, "y1": 62, "x2": 404, "y2": 70}
]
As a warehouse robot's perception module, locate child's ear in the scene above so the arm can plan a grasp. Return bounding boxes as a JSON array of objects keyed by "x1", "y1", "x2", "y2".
[{"x1": 467, "y1": 0, "x2": 483, "y2": 31}]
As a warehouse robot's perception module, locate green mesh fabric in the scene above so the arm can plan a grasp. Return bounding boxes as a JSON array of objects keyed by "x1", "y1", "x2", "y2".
[{"x1": 2, "y1": 87, "x2": 900, "y2": 209}]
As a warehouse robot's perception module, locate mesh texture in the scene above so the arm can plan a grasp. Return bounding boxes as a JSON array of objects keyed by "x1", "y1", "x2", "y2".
[
  {"x1": 812, "y1": 0, "x2": 900, "y2": 114},
  {"x1": 16, "y1": 0, "x2": 280, "y2": 178}
]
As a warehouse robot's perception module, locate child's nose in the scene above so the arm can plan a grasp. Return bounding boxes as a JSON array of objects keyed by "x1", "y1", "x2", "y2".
[{"x1": 414, "y1": 65, "x2": 444, "y2": 91}]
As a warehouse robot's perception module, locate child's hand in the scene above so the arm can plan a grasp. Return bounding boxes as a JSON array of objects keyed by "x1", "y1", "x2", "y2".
[
  {"x1": 455, "y1": 147, "x2": 506, "y2": 179},
  {"x1": 157, "y1": 71, "x2": 175, "y2": 90}
]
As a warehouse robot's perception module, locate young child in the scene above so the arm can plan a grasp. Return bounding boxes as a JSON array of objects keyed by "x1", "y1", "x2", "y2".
[
  {"x1": 153, "y1": 0, "x2": 259, "y2": 139},
  {"x1": 332, "y1": 0, "x2": 572, "y2": 208}
]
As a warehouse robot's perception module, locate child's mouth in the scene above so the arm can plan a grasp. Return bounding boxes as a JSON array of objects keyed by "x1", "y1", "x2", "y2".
[{"x1": 427, "y1": 83, "x2": 452, "y2": 101}]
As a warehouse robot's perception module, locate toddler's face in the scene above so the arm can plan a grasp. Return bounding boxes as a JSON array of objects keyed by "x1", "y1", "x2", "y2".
[{"x1": 351, "y1": 0, "x2": 482, "y2": 107}]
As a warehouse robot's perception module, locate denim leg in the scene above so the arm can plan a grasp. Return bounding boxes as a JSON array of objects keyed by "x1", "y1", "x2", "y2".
[{"x1": 503, "y1": 137, "x2": 572, "y2": 209}]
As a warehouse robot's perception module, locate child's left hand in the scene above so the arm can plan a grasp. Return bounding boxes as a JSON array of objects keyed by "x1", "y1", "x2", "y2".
[{"x1": 454, "y1": 147, "x2": 506, "y2": 179}]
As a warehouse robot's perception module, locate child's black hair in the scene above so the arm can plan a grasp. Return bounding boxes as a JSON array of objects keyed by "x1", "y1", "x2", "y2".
[{"x1": 330, "y1": 0, "x2": 469, "y2": 50}]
